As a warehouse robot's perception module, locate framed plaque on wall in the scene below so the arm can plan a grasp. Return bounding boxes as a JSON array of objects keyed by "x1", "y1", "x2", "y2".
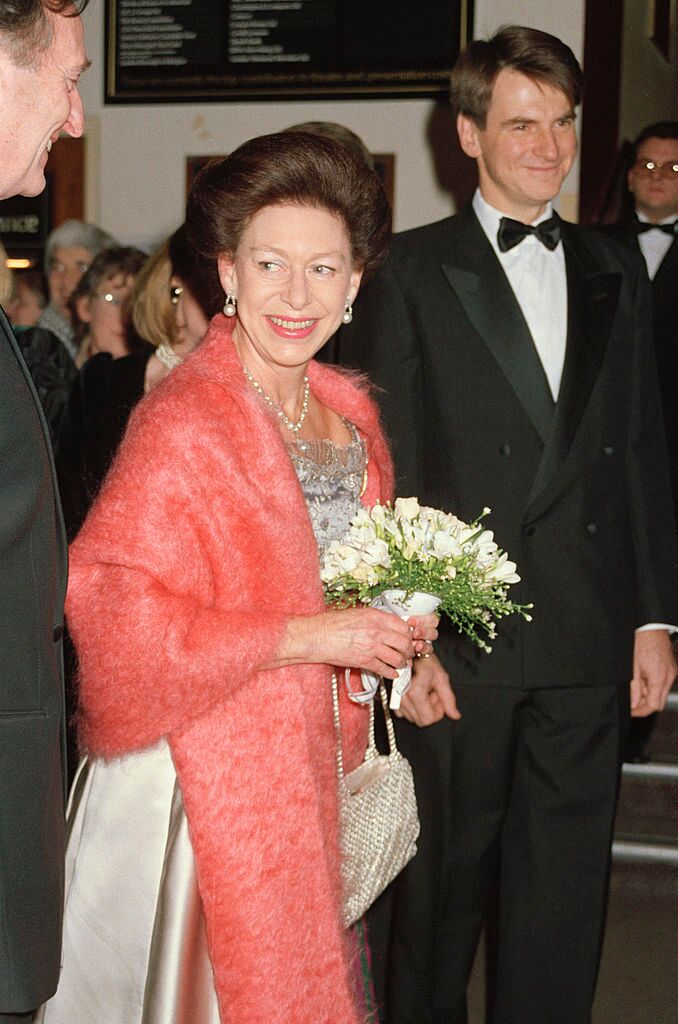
[{"x1": 106, "y1": 1, "x2": 473, "y2": 103}]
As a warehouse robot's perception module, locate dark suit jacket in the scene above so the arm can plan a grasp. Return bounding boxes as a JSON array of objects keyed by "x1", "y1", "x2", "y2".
[
  {"x1": 606, "y1": 220, "x2": 678, "y2": 512},
  {"x1": 0, "y1": 308, "x2": 67, "y2": 1011},
  {"x1": 334, "y1": 206, "x2": 678, "y2": 692}
]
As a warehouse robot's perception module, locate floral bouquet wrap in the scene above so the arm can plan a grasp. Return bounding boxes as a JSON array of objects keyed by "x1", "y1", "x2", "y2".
[{"x1": 322, "y1": 497, "x2": 531, "y2": 708}]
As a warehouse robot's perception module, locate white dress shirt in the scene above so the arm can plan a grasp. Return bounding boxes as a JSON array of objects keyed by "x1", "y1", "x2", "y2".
[
  {"x1": 472, "y1": 189, "x2": 567, "y2": 399},
  {"x1": 636, "y1": 211, "x2": 676, "y2": 280}
]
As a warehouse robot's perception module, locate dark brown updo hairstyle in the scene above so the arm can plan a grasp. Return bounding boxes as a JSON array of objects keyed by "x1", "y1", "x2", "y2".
[{"x1": 185, "y1": 130, "x2": 391, "y2": 283}]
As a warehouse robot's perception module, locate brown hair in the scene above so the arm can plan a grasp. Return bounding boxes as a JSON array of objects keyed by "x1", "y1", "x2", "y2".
[
  {"x1": 185, "y1": 130, "x2": 391, "y2": 281},
  {"x1": 285, "y1": 122, "x2": 375, "y2": 171},
  {"x1": 70, "y1": 245, "x2": 146, "y2": 347},
  {"x1": 132, "y1": 225, "x2": 222, "y2": 350},
  {"x1": 633, "y1": 121, "x2": 678, "y2": 158},
  {"x1": 0, "y1": 1, "x2": 90, "y2": 66},
  {"x1": 450, "y1": 25, "x2": 583, "y2": 130}
]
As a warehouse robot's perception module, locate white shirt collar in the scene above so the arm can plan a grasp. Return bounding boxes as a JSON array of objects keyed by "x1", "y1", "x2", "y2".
[{"x1": 472, "y1": 188, "x2": 555, "y2": 251}]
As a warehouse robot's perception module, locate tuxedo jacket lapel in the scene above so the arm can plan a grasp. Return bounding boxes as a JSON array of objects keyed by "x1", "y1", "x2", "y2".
[
  {"x1": 652, "y1": 239, "x2": 678, "y2": 311},
  {"x1": 441, "y1": 208, "x2": 555, "y2": 445},
  {"x1": 527, "y1": 226, "x2": 622, "y2": 511}
]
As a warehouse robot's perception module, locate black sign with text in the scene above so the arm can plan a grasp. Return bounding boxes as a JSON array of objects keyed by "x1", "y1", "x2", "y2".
[{"x1": 106, "y1": 0, "x2": 472, "y2": 102}]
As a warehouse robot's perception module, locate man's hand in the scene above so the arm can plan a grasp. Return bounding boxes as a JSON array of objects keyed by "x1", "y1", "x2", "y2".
[
  {"x1": 396, "y1": 653, "x2": 461, "y2": 727},
  {"x1": 630, "y1": 629, "x2": 677, "y2": 717}
]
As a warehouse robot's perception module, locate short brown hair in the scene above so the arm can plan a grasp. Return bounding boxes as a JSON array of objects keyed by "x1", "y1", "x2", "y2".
[
  {"x1": 450, "y1": 25, "x2": 583, "y2": 130},
  {"x1": 186, "y1": 130, "x2": 391, "y2": 282},
  {"x1": 0, "y1": 1, "x2": 89, "y2": 66},
  {"x1": 70, "y1": 246, "x2": 146, "y2": 347}
]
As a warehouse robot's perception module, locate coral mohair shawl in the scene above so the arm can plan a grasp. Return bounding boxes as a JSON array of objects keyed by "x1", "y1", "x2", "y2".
[{"x1": 67, "y1": 315, "x2": 394, "y2": 1024}]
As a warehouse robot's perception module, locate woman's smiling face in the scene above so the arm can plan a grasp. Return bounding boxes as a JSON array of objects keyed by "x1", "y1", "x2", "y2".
[{"x1": 218, "y1": 203, "x2": 362, "y2": 376}]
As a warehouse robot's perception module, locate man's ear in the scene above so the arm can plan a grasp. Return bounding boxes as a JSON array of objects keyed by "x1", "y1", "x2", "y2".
[{"x1": 457, "y1": 113, "x2": 482, "y2": 159}]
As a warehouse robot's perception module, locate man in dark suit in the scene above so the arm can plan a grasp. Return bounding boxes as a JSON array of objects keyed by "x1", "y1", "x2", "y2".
[
  {"x1": 0, "y1": 2, "x2": 89, "y2": 1018},
  {"x1": 334, "y1": 27, "x2": 678, "y2": 1024},
  {"x1": 609, "y1": 122, "x2": 678, "y2": 762}
]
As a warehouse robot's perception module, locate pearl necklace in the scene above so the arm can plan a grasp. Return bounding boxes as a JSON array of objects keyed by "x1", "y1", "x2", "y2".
[
  {"x1": 155, "y1": 342, "x2": 182, "y2": 370},
  {"x1": 243, "y1": 366, "x2": 310, "y2": 434}
]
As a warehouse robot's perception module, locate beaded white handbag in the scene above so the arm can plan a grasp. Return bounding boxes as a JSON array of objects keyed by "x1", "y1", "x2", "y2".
[{"x1": 332, "y1": 673, "x2": 420, "y2": 928}]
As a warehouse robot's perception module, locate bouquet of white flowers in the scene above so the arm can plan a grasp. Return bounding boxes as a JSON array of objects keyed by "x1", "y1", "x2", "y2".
[{"x1": 322, "y1": 498, "x2": 531, "y2": 706}]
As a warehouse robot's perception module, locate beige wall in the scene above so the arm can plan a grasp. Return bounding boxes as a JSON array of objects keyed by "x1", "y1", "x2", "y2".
[
  {"x1": 78, "y1": 1, "x2": 586, "y2": 248},
  {"x1": 618, "y1": 0, "x2": 678, "y2": 145}
]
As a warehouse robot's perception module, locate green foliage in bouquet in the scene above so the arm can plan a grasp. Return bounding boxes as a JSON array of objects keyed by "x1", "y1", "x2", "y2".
[{"x1": 321, "y1": 498, "x2": 532, "y2": 652}]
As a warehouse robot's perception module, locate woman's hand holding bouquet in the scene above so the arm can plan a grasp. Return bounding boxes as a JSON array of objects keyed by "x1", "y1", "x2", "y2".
[{"x1": 322, "y1": 498, "x2": 531, "y2": 710}]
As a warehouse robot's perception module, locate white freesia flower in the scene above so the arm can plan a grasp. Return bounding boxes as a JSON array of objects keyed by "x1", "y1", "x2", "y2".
[
  {"x1": 394, "y1": 496, "x2": 420, "y2": 521},
  {"x1": 432, "y1": 529, "x2": 462, "y2": 559},
  {"x1": 351, "y1": 562, "x2": 381, "y2": 584},
  {"x1": 361, "y1": 539, "x2": 391, "y2": 568},
  {"x1": 320, "y1": 542, "x2": 362, "y2": 582},
  {"x1": 369, "y1": 503, "x2": 388, "y2": 527},
  {"x1": 485, "y1": 552, "x2": 521, "y2": 584}
]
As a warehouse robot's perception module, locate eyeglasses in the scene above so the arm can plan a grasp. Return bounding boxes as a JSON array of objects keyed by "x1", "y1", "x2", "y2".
[
  {"x1": 633, "y1": 159, "x2": 678, "y2": 179},
  {"x1": 93, "y1": 291, "x2": 127, "y2": 307},
  {"x1": 50, "y1": 260, "x2": 90, "y2": 275}
]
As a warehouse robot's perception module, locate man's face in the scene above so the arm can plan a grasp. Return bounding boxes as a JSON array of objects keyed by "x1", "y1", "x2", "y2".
[
  {"x1": 457, "y1": 68, "x2": 578, "y2": 222},
  {"x1": 48, "y1": 244, "x2": 92, "y2": 318},
  {"x1": 628, "y1": 136, "x2": 678, "y2": 223},
  {"x1": 0, "y1": 7, "x2": 89, "y2": 200}
]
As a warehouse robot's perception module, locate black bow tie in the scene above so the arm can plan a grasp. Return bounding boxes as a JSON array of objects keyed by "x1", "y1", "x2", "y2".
[
  {"x1": 634, "y1": 219, "x2": 677, "y2": 237},
  {"x1": 497, "y1": 215, "x2": 561, "y2": 253}
]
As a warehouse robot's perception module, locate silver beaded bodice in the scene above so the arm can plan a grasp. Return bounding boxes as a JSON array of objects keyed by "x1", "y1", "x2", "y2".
[{"x1": 287, "y1": 425, "x2": 367, "y2": 559}]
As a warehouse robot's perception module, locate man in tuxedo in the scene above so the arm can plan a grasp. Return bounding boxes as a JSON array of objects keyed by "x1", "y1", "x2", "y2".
[
  {"x1": 334, "y1": 26, "x2": 678, "y2": 1024},
  {"x1": 0, "y1": 2, "x2": 89, "y2": 1018},
  {"x1": 611, "y1": 122, "x2": 678, "y2": 762}
]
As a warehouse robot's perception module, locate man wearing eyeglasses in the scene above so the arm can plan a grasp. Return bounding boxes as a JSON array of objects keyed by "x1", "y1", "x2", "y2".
[
  {"x1": 613, "y1": 122, "x2": 678, "y2": 762},
  {"x1": 627, "y1": 122, "x2": 678, "y2": 270}
]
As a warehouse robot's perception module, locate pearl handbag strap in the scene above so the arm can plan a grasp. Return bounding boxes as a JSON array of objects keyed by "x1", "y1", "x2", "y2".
[{"x1": 331, "y1": 672, "x2": 398, "y2": 780}]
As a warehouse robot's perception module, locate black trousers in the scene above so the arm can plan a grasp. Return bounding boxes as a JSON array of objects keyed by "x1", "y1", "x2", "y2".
[{"x1": 368, "y1": 682, "x2": 625, "y2": 1024}]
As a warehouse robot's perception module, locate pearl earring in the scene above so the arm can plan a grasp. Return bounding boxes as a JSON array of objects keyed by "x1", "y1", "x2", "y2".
[
  {"x1": 223, "y1": 292, "x2": 237, "y2": 317},
  {"x1": 342, "y1": 299, "x2": 353, "y2": 325}
]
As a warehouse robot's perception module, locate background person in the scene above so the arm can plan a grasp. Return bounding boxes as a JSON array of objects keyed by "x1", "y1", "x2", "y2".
[
  {"x1": 39, "y1": 131, "x2": 437, "y2": 1024},
  {"x1": 69, "y1": 244, "x2": 146, "y2": 365},
  {"x1": 5, "y1": 266, "x2": 48, "y2": 327},
  {"x1": 0, "y1": 0, "x2": 89, "y2": 1019},
  {"x1": 38, "y1": 218, "x2": 117, "y2": 359},
  {"x1": 608, "y1": 121, "x2": 678, "y2": 763},
  {"x1": 333, "y1": 26, "x2": 678, "y2": 1024}
]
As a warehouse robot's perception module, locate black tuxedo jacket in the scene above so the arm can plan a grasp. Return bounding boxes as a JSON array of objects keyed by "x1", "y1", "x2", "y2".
[
  {"x1": 0, "y1": 308, "x2": 67, "y2": 1010},
  {"x1": 335, "y1": 206, "x2": 678, "y2": 692},
  {"x1": 606, "y1": 220, "x2": 678, "y2": 511}
]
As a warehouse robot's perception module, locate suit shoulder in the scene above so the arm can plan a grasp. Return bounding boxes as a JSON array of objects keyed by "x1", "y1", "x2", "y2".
[
  {"x1": 563, "y1": 221, "x2": 644, "y2": 277},
  {"x1": 384, "y1": 213, "x2": 461, "y2": 270}
]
